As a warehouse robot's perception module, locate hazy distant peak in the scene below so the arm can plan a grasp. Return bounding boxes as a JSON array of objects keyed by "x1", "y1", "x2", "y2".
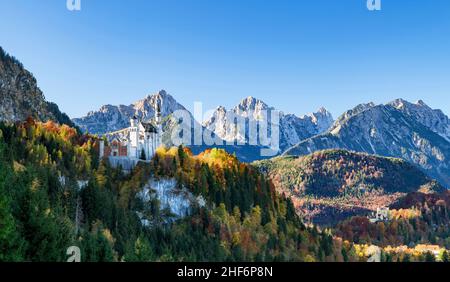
[
  {"x1": 235, "y1": 96, "x2": 270, "y2": 112},
  {"x1": 204, "y1": 96, "x2": 334, "y2": 152},
  {"x1": 416, "y1": 99, "x2": 427, "y2": 107}
]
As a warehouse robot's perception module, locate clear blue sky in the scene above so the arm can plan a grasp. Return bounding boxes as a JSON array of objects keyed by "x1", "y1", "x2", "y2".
[{"x1": 1, "y1": 0, "x2": 449, "y2": 120}]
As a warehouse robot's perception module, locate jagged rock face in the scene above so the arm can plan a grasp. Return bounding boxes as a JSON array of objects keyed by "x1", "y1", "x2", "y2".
[
  {"x1": 308, "y1": 107, "x2": 335, "y2": 133},
  {"x1": 0, "y1": 47, "x2": 73, "y2": 126},
  {"x1": 73, "y1": 90, "x2": 187, "y2": 134},
  {"x1": 137, "y1": 178, "x2": 206, "y2": 225},
  {"x1": 329, "y1": 102, "x2": 376, "y2": 133},
  {"x1": 284, "y1": 101, "x2": 450, "y2": 187},
  {"x1": 203, "y1": 96, "x2": 334, "y2": 153},
  {"x1": 139, "y1": 178, "x2": 192, "y2": 218},
  {"x1": 389, "y1": 99, "x2": 450, "y2": 142}
]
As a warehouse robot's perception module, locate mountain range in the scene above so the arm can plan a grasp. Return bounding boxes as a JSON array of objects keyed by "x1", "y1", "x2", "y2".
[
  {"x1": 72, "y1": 90, "x2": 449, "y2": 188},
  {"x1": 73, "y1": 91, "x2": 335, "y2": 156},
  {"x1": 1, "y1": 45, "x2": 448, "y2": 188},
  {"x1": 72, "y1": 90, "x2": 187, "y2": 135},
  {"x1": 73, "y1": 90, "x2": 277, "y2": 162},
  {"x1": 284, "y1": 100, "x2": 450, "y2": 187},
  {"x1": 203, "y1": 96, "x2": 334, "y2": 152}
]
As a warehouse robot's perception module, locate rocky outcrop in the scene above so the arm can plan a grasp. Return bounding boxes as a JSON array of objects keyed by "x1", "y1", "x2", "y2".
[{"x1": 0, "y1": 46, "x2": 75, "y2": 127}]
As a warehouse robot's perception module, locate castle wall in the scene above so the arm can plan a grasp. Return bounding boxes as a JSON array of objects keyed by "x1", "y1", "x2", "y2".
[
  {"x1": 108, "y1": 157, "x2": 141, "y2": 172},
  {"x1": 119, "y1": 145, "x2": 128, "y2": 156}
]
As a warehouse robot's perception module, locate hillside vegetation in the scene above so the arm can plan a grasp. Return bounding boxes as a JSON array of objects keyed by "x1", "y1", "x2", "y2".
[
  {"x1": 254, "y1": 150, "x2": 444, "y2": 225},
  {"x1": 0, "y1": 120, "x2": 355, "y2": 262},
  {"x1": 333, "y1": 191, "x2": 450, "y2": 262}
]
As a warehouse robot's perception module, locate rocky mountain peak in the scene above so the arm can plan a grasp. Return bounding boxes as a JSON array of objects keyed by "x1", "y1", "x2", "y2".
[
  {"x1": 390, "y1": 98, "x2": 408, "y2": 108},
  {"x1": 317, "y1": 107, "x2": 329, "y2": 114},
  {"x1": 416, "y1": 99, "x2": 427, "y2": 107},
  {"x1": 284, "y1": 99, "x2": 450, "y2": 187},
  {"x1": 329, "y1": 102, "x2": 376, "y2": 134},
  {"x1": 73, "y1": 90, "x2": 186, "y2": 134},
  {"x1": 390, "y1": 98, "x2": 429, "y2": 110},
  {"x1": 388, "y1": 98, "x2": 450, "y2": 142},
  {"x1": 203, "y1": 97, "x2": 334, "y2": 153},
  {"x1": 307, "y1": 107, "x2": 334, "y2": 133},
  {"x1": 216, "y1": 105, "x2": 227, "y2": 112},
  {"x1": 235, "y1": 96, "x2": 270, "y2": 114}
]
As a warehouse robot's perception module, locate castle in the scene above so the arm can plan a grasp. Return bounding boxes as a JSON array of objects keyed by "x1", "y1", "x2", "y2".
[
  {"x1": 368, "y1": 207, "x2": 390, "y2": 223},
  {"x1": 99, "y1": 97, "x2": 162, "y2": 161}
]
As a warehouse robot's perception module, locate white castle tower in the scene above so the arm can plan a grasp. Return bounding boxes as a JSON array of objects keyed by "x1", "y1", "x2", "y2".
[{"x1": 129, "y1": 115, "x2": 139, "y2": 158}]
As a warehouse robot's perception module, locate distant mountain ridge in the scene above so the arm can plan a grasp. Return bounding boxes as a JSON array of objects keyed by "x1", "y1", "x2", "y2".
[
  {"x1": 0, "y1": 46, "x2": 76, "y2": 128},
  {"x1": 389, "y1": 98, "x2": 450, "y2": 142},
  {"x1": 73, "y1": 92, "x2": 335, "y2": 161},
  {"x1": 73, "y1": 90, "x2": 276, "y2": 162},
  {"x1": 284, "y1": 100, "x2": 450, "y2": 187},
  {"x1": 2, "y1": 46, "x2": 449, "y2": 186},
  {"x1": 203, "y1": 96, "x2": 334, "y2": 153},
  {"x1": 72, "y1": 90, "x2": 187, "y2": 134}
]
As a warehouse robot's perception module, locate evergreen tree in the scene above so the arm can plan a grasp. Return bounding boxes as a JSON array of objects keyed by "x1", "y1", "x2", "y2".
[
  {"x1": 441, "y1": 250, "x2": 450, "y2": 262},
  {"x1": 424, "y1": 252, "x2": 436, "y2": 262},
  {"x1": 140, "y1": 148, "x2": 146, "y2": 160},
  {"x1": 0, "y1": 184, "x2": 26, "y2": 261}
]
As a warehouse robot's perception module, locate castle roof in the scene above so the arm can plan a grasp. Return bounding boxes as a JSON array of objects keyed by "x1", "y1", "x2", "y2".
[
  {"x1": 110, "y1": 136, "x2": 128, "y2": 144},
  {"x1": 140, "y1": 122, "x2": 158, "y2": 133}
]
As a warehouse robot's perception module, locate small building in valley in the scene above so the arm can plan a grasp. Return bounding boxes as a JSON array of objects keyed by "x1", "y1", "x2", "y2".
[{"x1": 368, "y1": 207, "x2": 390, "y2": 223}]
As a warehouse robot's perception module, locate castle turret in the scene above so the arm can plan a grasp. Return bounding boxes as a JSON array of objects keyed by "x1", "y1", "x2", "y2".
[
  {"x1": 130, "y1": 115, "x2": 138, "y2": 128},
  {"x1": 129, "y1": 115, "x2": 139, "y2": 158}
]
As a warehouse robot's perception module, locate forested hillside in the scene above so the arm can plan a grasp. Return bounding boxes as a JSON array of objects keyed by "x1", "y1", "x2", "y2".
[
  {"x1": 333, "y1": 191, "x2": 450, "y2": 262},
  {"x1": 254, "y1": 150, "x2": 445, "y2": 225},
  {"x1": 0, "y1": 119, "x2": 355, "y2": 262}
]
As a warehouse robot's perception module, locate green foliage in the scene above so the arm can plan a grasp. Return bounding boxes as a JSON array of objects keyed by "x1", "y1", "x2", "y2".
[
  {"x1": 0, "y1": 120, "x2": 91, "y2": 261},
  {"x1": 335, "y1": 190, "x2": 450, "y2": 251},
  {"x1": 45, "y1": 102, "x2": 81, "y2": 131},
  {"x1": 255, "y1": 149, "x2": 444, "y2": 198},
  {"x1": 0, "y1": 162, "x2": 26, "y2": 261},
  {"x1": 441, "y1": 250, "x2": 450, "y2": 262},
  {"x1": 0, "y1": 121, "x2": 356, "y2": 262},
  {"x1": 254, "y1": 149, "x2": 445, "y2": 225}
]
